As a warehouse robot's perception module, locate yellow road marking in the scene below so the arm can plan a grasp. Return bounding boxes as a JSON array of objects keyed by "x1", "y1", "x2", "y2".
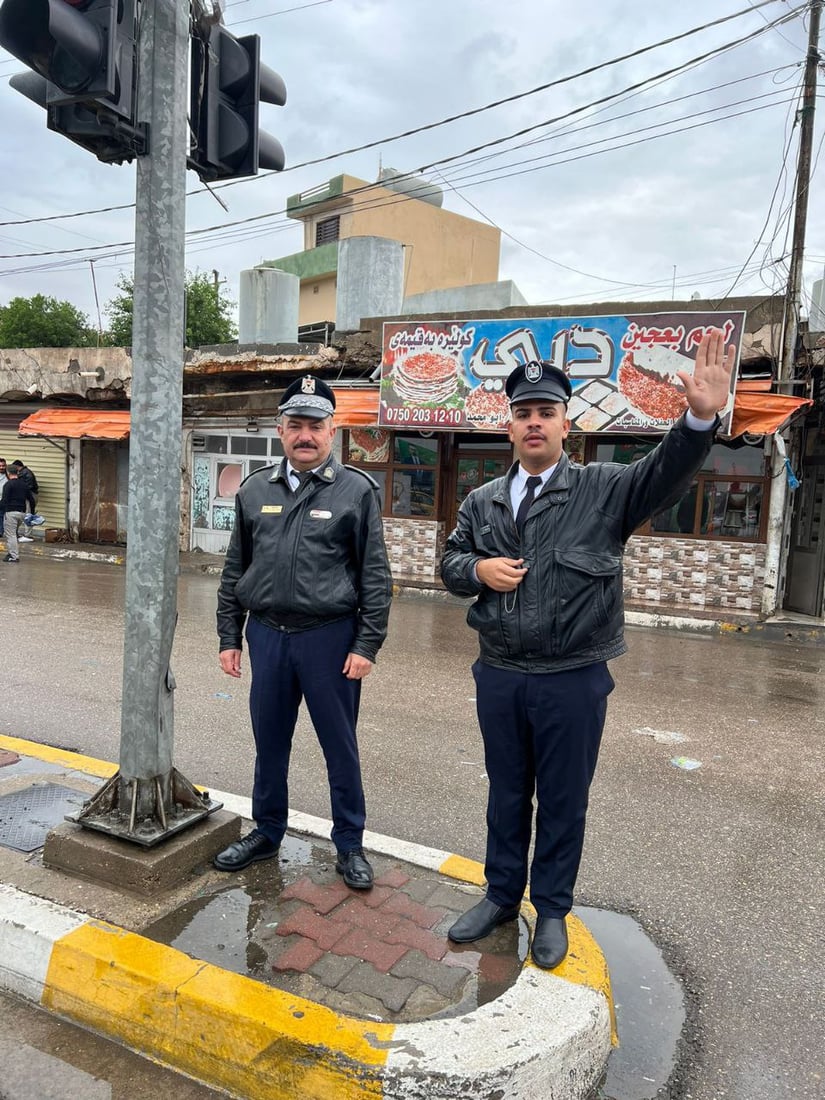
[{"x1": 0, "y1": 734, "x2": 116, "y2": 779}]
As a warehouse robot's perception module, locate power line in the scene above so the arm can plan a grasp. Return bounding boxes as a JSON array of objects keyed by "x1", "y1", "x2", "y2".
[{"x1": 0, "y1": 0, "x2": 801, "y2": 227}]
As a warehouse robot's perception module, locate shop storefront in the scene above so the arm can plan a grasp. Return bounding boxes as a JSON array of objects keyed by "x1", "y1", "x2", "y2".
[{"x1": 334, "y1": 310, "x2": 811, "y2": 616}]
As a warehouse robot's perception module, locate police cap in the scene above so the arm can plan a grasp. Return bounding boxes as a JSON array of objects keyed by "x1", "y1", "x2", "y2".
[
  {"x1": 505, "y1": 360, "x2": 572, "y2": 406},
  {"x1": 278, "y1": 375, "x2": 336, "y2": 419}
]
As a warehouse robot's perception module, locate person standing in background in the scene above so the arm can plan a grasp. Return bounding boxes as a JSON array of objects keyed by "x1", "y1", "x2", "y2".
[{"x1": 2, "y1": 466, "x2": 30, "y2": 562}]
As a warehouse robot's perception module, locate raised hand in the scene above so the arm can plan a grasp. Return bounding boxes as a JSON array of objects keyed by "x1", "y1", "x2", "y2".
[{"x1": 677, "y1": 327, "x2": 737, "y2": 420}]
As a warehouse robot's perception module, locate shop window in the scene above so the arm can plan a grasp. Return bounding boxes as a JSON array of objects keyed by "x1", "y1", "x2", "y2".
[
  {"x1": 593, "y1": 437, "x2": 768, "y2": 540},
  {"x1": 344, "y1": 429, "x2": 438, "y2": 517}
]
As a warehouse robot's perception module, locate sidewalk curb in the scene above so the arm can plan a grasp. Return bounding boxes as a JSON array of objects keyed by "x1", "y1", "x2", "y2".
[{"x1": 0, "y1": 737, "x2": 614, "y2": 1100}]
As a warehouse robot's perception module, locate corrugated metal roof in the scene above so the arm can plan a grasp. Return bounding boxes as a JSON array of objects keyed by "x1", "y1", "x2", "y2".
[
  {"x1": 18, "y1": 409, "x2": 130, "y2": 440},
  {"x1": 331, "y1": 388, "x2": 379, "y2": 426}
]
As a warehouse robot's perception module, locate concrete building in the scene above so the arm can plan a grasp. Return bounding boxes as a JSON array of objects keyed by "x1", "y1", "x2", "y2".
[{"x1": 263, "y1": 171, "x2": 502, "y2": 328}]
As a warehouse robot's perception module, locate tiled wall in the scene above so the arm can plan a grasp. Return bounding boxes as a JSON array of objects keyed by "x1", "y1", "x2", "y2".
[
  {"x1": 624, "y1": 536, "x2": 766, "y2": 614},
  {"x1": 382, "y1": 518, "x2": 445, "y2": 582},
  {"x1": 384, "y1": 519, "x2": 766, "y2": 616}
]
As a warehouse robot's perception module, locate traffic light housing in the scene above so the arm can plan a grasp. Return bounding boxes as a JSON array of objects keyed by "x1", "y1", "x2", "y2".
[
  {"x1": 189, "y1": 25, "x2": 286, "y2": 182},
  {"x1": 0, "y1": 0, "x2": 144, "y2": 162}
]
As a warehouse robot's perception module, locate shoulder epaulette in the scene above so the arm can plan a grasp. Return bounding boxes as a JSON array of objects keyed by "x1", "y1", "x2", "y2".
[
  {"x1": 239, "y1": 463, "x2": 280, "y2": 488},
  {"x1": 343, "y1": 464, "x2": 381, "y2": 490}
]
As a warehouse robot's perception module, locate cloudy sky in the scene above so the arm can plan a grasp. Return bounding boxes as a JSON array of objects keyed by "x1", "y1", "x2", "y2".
[{"x1": 0, "y1": 0, "x2": 822, "y2": 332}]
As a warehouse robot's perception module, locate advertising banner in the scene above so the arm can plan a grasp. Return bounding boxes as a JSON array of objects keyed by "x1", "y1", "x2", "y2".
[{"x1": 380, "y1": 311, "x2": 744, "y2": 434}]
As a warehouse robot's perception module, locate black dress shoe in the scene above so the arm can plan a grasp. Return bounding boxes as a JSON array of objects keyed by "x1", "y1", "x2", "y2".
[
  {"x1": 531, "y1": 916, "x2": 569, "y2": 969},
  {"x1": 335, "y1": 848, "x2": 374, "y2": 889},
  {"x1": 447, "y1": 897, "x2": 520, "y2": 943},
  {"x1": 213, "y1": 829, "x2": 279, "y2": 871}
]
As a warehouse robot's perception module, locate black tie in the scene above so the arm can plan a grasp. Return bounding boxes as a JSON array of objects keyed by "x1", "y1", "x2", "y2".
[
  {"x1": 294, "y1": 470, "x2": 314, "y2": 494},
  {"x1": 515, "y1": 475, "x2": 542, "y2": 534}
]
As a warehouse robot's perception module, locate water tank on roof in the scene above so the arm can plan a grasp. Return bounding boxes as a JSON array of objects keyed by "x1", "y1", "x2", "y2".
[{"x1": 378, "y1": 168, "x2": 444, "y2": 207}]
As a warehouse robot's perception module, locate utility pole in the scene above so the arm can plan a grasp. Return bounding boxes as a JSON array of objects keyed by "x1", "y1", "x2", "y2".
[
  {"x1": 77, "y1": 0, "x2": 220, "y2": 843},
  {"x1": 762, "y1": 0, "x2": 821, "y2": 616}
]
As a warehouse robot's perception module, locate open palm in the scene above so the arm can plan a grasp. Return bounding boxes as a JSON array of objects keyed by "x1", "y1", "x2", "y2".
[{"x1": 677, "y1": 328, "x2": 737, "y2": 420}]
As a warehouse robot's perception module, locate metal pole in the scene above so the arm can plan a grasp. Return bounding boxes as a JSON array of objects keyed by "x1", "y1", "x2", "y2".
[
  {"x1": 762, "y1": 0, "x2": 821, "y2": 617},
  {"x1": 76, "y1": 0, "x2": 220, "y2": 844}
]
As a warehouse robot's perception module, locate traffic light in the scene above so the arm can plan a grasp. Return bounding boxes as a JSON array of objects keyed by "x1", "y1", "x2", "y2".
[
  {"x1": 189, "y1": 25, "x2": 287, "y2": 182},
  {"x1": 0, "y1": 0, "x2": 144, "y2": 162}
]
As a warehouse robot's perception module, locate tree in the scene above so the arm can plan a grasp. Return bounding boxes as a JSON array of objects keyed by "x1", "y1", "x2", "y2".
[
  {"x1": 104, "y1": 271, "x2": 238, "y2": 347},
  {"x1": 0, "y1": 294, "x2": 96, "y2": 348}
]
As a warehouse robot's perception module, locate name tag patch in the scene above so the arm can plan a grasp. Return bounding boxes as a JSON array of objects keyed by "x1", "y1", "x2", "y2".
[
  {"x1": 261, "y1": 505, "x2": 283, "y2": 514},
  {"x1": 310, "y1": 509, "x2": 332, "y2": 519}
]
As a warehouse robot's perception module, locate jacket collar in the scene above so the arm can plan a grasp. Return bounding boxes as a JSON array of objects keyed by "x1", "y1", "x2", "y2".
[{"x1": 272, "y1": 454, "x2": 340, "y2": 486}]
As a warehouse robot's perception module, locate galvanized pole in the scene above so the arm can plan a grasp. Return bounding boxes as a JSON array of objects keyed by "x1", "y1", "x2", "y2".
[
  {"x1": 77, "y1": 0, "x2": 219, "y2": 843},
  {"x1": 762, "y1": 0, "x2": 821, "y2": 616}
]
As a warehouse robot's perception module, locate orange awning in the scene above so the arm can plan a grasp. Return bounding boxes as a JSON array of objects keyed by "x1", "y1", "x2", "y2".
[
  {"x1": 730, "y1": 391, "x2": 812, "y2": 438},
  {"x1": 18, "y1": 409, "x2": 131, "y2": 440},
  {"x1": 332, "y1": 388, "x2": 380, "y2": 427}
]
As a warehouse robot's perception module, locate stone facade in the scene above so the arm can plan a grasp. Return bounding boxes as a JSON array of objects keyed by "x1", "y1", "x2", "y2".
[
  {"x1": 622, "y1": 536, "x2": 766, "y2": 615},
  {"x1": 384, "y1": 519, "x2": 766, "y2": 618},
  {"x1": 382, "y1": 518, "x2": 444, "y2": 583}
]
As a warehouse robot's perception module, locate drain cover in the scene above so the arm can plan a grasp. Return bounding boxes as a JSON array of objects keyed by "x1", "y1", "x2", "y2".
[{"x1": 0, "y1": 783, "x2": 87, "y2": 852}]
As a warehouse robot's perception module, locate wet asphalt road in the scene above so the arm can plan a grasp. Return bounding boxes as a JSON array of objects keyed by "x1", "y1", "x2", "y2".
[{"x1": 1, "y1": 557, "x2": 823, "y2": 1100}]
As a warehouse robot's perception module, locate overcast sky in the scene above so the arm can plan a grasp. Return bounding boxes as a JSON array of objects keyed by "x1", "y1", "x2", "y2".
[{"x1": 1, "y1": 0, "x2": 822, "y2": 333}]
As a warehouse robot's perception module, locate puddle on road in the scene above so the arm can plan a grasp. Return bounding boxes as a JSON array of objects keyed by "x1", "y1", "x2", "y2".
[
  {"x1": 142, "y1": 833, "x2": 525, "y2": 1023},
  {"x1": 579, "y1": 906, "x2": 685, "y2": 1100}
]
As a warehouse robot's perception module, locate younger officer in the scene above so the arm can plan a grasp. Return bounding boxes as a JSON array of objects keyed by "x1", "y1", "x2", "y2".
[
  {"x1": 441, "y1": 329, "x2": 735, "y2": 968},
  {"x1": 214, "y1": 376, "x2": 392, "y2": 888}
]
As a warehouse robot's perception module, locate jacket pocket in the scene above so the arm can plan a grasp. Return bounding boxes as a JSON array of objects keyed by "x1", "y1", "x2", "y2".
[
  {"x1": 550, "y1": 549, "x2": 622, "y2": 656},
  {"x1": 467, "y1": 589, "x2": 509, "y2": 655}
]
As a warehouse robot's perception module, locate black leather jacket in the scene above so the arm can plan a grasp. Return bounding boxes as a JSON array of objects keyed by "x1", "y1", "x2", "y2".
[
  {"x1": 217, "y1": 457, "x2": 392, "y2": 661},
  {"x1": 441, "y1": 415, "x2": 717, "y2": 672}
]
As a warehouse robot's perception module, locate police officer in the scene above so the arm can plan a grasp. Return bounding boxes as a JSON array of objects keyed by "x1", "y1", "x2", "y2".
[
  {"x1": 441, "y1": 329, "x2": 735, "y2": 967},
  {"x1": 214, "y1": 376, "x2": 392, "y2": 889}
]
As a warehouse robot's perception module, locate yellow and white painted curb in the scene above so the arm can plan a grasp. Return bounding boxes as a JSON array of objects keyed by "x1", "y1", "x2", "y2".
[{"x1": 0, "y1": 734, "x2": 614, "y2": 1100}]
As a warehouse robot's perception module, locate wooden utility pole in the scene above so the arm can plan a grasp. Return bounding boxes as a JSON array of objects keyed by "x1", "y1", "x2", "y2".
[
  {"x1": 763, "y1": 0, "x2": 822, "y2": 616},
  {"x1": 781, "y1": 0, "x2": 822, "y2": 380}
]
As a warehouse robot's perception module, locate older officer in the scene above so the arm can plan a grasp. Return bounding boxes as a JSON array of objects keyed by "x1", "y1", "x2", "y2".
[
  {"x1": 214, "y1": 375, "x2": 392, "y2": 889},
  {"x1": 441, "y1": 329, "x2": 735, "y2": 967}
]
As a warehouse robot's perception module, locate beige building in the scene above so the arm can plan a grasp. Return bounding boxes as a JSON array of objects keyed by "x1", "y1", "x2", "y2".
[{"x1": 265, "y1": 171, "x2": 501, "y2": 326}]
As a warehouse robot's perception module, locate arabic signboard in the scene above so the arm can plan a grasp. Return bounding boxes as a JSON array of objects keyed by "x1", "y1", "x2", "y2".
[{"x1": 379, "y1": 311, "x2": 744, "y2": 434}]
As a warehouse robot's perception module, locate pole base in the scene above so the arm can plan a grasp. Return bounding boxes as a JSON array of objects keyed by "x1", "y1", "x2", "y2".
[{"x1": 68, "y1": 768, "x2": 222, "y2": 848}]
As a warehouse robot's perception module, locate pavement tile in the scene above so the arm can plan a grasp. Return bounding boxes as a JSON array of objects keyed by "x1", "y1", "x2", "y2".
[
  {"x1": 391, "y1": 949, "x2": 470, "y2": 998},
  {"x1": 279, "y1": 875, "x2": 351, "y2": 914},
  {"x1": 332, "y1": 898, "x2": 403, "y2": 937},
  {"x1": 274, "y1": 906, "x2": 350, "y2": 951},
  {"x1": 478, "y1": 950, "x2": 523, "y2": 984},
  {"x1": 374, "y1": 866, "x2": 410, "y2": 889},
  {"x1": 442, "y1": 946, "x2": 482, "y2": 970},
  {"x1": 357, "y1": 884, "x2": 394, "y2": 909},
  {"x1": 308, "y1": 951, "x2": 359, "y2": 988},
  {"x1": 320, "y1": 988, "x2": 387, "y2": 1022},
  {"x1": 380, "y1": 890, "x2": 445, "y2": 929},
  {"x1": 330, "y1": 928, "x2": 408, "y2": 973},
  {"x1": 385, "y1": 919, "x2": 448, "y2": 962},
  {"x1": 271, "y1": 934, "x2": 325, "y2": 972},
  {"x1": 420, "y1": 883, "x2": 477, "y2": 912},
  {"x1": 401, "y1": 983, "x2": 453, "y2": 1020},
  {"x1": 336, "y1": 960, "x2": 417, "y2": 1013}
]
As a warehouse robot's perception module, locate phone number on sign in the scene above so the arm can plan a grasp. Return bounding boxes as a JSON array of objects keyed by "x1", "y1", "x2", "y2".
[{"x1": 383, "y1": 405, "x2": 464, "y2": 426}]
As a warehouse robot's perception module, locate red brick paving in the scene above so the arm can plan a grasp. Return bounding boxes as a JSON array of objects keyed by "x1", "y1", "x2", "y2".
[
  {"x1": 274, "y1": 907, "x2": 350, "y2": 951},
  {"x1": 330, "y1": 929, "x2": 408, "y2": 973},
  {"x1": 374, "y1": 867, "x2": 410, "y2": 889},
  {"x1": 384, "y1": 920, "x2": 448, "y2": 962},
  {"x1": 380, "y1": 891, "x2": 445, "y2": 929},
  {"x1": 279, "y1": 876, "x2": 351, "y2": 914},
  {"x1": 332, "y1": 900, "x2": 403, "y2": 938},
  {"x1": 272, "y1": 935, "x2": 325, "y2": 972}
]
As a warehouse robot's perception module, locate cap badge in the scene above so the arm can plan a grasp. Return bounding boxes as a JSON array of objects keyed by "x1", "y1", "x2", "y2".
[
  {"x1": 525, "y1": 361, "x2": 542, "y2": 384},
  {"x1": 301, "y1": 376, "x2": 316, "y2": 394}
]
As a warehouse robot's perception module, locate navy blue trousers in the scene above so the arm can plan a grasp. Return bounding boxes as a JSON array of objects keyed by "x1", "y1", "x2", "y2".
[
  {"x1": 245, "y1": 615, "x2": 365, "y2": 852},
  {"x1": 473, "y1": 659, "x2": 614, "y2": 917}
]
